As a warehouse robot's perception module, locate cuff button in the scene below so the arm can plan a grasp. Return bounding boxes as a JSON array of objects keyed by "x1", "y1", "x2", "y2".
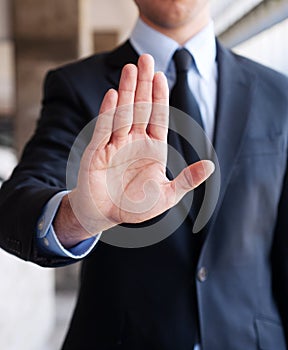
[{"x1": 43, "y1": 238, "x2": 49, "y2": 247}]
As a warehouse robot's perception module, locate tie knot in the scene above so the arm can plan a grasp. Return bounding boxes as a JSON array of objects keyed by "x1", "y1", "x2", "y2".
[{"x1": 173, "y1": 48, "x2": 192, "y2": 74}]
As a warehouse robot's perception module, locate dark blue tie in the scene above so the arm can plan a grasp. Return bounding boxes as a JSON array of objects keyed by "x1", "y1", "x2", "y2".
[
  {"x1": 170, "y1": 48, "x2": 203, "y2": 131},
  {"x1": 169, "y1": 48, "x2": 206, "y2": 221}
]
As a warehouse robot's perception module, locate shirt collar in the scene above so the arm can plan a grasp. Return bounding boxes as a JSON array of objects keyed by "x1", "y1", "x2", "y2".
[
  {"x1": 130, "y1": 18, "x2": 217, "y2": 81},
  {"x1": 130, "y1": 18, "x2": 178, "y2": 74},
  {"x1": 184, "y1": 21, "x2": 217, "y2": 80}
]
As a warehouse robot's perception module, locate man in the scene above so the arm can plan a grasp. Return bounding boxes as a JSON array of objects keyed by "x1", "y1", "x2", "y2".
[{"x1": 0, "y1": 1, "x2": 288, "y2": 349}]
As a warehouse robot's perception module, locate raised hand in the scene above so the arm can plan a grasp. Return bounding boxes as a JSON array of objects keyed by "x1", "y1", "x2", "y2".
[{"x1": 54, "y1": 54, "x2": 214, "y2": 248}]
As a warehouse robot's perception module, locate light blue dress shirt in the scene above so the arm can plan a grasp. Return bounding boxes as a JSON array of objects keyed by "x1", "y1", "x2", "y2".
[
  {"x1": 130, "y1": 18, "x2": 217, "y2": 141},
  {"x1": 37, "y1": 18, "x2": 218, "y2": 260}
]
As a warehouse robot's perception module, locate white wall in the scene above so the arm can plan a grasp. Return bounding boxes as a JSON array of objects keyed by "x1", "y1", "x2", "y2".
[
  {"x1": 212, "y1": 0, "x2": 263, "y2": 35},
  {"x1": 234, "y1": 18, "x2": 288, "y2": 76}
]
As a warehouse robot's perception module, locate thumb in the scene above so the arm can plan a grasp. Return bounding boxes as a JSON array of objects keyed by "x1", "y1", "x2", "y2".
[{"x1": 171, "y1": 160, "x2": 215, "y2": 203}]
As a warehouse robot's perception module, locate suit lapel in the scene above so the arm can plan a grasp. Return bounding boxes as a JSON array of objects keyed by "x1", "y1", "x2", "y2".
[
  {"x1": 214, "y1": 43, "x2": 256, "y2": 199},
  {"x1": 204, "y1": 43, "x2": 257, "y2": 235}
]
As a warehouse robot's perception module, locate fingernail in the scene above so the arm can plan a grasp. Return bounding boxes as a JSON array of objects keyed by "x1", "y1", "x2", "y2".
[{"x1": 202, "y1": 160, "x2": 215, "y2": 177}]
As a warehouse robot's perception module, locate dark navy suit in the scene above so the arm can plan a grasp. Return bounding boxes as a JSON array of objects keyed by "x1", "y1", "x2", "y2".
[{"x1": 0, "y1": 41, "x2": 288, "y2": 349}]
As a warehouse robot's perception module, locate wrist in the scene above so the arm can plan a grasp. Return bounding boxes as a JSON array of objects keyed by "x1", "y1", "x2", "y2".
[{"x1": 53, "y1": 192, "x2": 116, "y2": 248}]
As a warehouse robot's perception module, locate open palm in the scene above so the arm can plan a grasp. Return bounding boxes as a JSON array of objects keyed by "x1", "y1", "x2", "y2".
[{"x1": 66, "y1": 54, "x2": 214, "y2": 240}]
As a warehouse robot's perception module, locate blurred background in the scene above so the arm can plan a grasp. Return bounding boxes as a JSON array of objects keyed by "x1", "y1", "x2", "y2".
[{"x1": 0, "y1": 0, "x2": 287, "y2": 349}]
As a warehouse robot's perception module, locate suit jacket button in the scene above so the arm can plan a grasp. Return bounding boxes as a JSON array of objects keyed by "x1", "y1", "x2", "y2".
[{"x1": 197, "y1": 267, "x2": 208, "y2": 282}]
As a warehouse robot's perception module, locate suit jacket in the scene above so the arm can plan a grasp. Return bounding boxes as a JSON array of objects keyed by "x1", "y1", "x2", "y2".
[{"x1": 0, "y1": 41, "x2": 288, "y2": 350}]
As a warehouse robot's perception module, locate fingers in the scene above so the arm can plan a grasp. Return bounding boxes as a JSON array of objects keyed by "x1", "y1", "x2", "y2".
[
  {"x1": 147, "y1": 72, "x2": 169, "y2": 141},
  {"x1": 112, "y1": 54, "x2": 168, "y2": 142},
  {"x1": 90, "y1": 89, "x2": 118, "y2": 149},
  {"x1": 112, "y1": 64, "x2": 137, "y2": 140},
  {"x1": 131, "y1": 54, "x2": 154, "y2": 133},
  {"x1": 169, "y1": 160, "x2": 215, "y2": 203},
  {"x1": 92, "y1": 54, "x2": 169, "y2": 149}
]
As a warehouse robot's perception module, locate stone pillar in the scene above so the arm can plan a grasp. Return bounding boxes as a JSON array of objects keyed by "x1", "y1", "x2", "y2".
[
  {"x1": 12, "y1": 0, "x2": 80, "y2": 153},
  {"x1": 0, "y1": 2, "x2": 80, "y2": 350},
  {"x1": 0, "y1": 0, "x2": 14, "y2": 142}
]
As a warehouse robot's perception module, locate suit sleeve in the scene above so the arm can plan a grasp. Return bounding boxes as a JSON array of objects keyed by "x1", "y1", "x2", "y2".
[{"x1": 0, "y1": 68, "x2": 92, "y2": 267}]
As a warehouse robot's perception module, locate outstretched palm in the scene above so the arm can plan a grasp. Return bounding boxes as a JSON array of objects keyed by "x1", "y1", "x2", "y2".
[{"x1": 67, "y1": 55, "x2": 214, "y2": 239}]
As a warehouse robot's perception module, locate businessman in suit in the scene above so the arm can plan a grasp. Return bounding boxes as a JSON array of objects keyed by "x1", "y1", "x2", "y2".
[{"x1": 1, "y1": 0, "x2": 288, "y2": 349}]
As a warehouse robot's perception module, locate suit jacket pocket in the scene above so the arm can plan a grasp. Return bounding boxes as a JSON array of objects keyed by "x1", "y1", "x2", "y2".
[
  {"x1": 239, "y1": 135, "x2": 284, "y2": 157},
  {"x1": 255, "y1": 317, "x2": 286, "y2": 350}
]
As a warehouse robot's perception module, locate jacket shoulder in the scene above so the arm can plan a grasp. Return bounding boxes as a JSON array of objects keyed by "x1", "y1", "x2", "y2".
[
  {"x1": 47, "y1": 40, "x2": 137, "y2": 79},
  {"x1": 231, "y1": 50, "x2": 288, "y2": 87},
  {"x1": 49, "y1": 51, "x2": 109, "y2": 79}
]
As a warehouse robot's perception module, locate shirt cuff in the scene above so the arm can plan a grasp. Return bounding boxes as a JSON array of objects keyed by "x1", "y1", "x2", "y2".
[{"x1": 37, "y1": 191, "x2": 101, "y2": 259}]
